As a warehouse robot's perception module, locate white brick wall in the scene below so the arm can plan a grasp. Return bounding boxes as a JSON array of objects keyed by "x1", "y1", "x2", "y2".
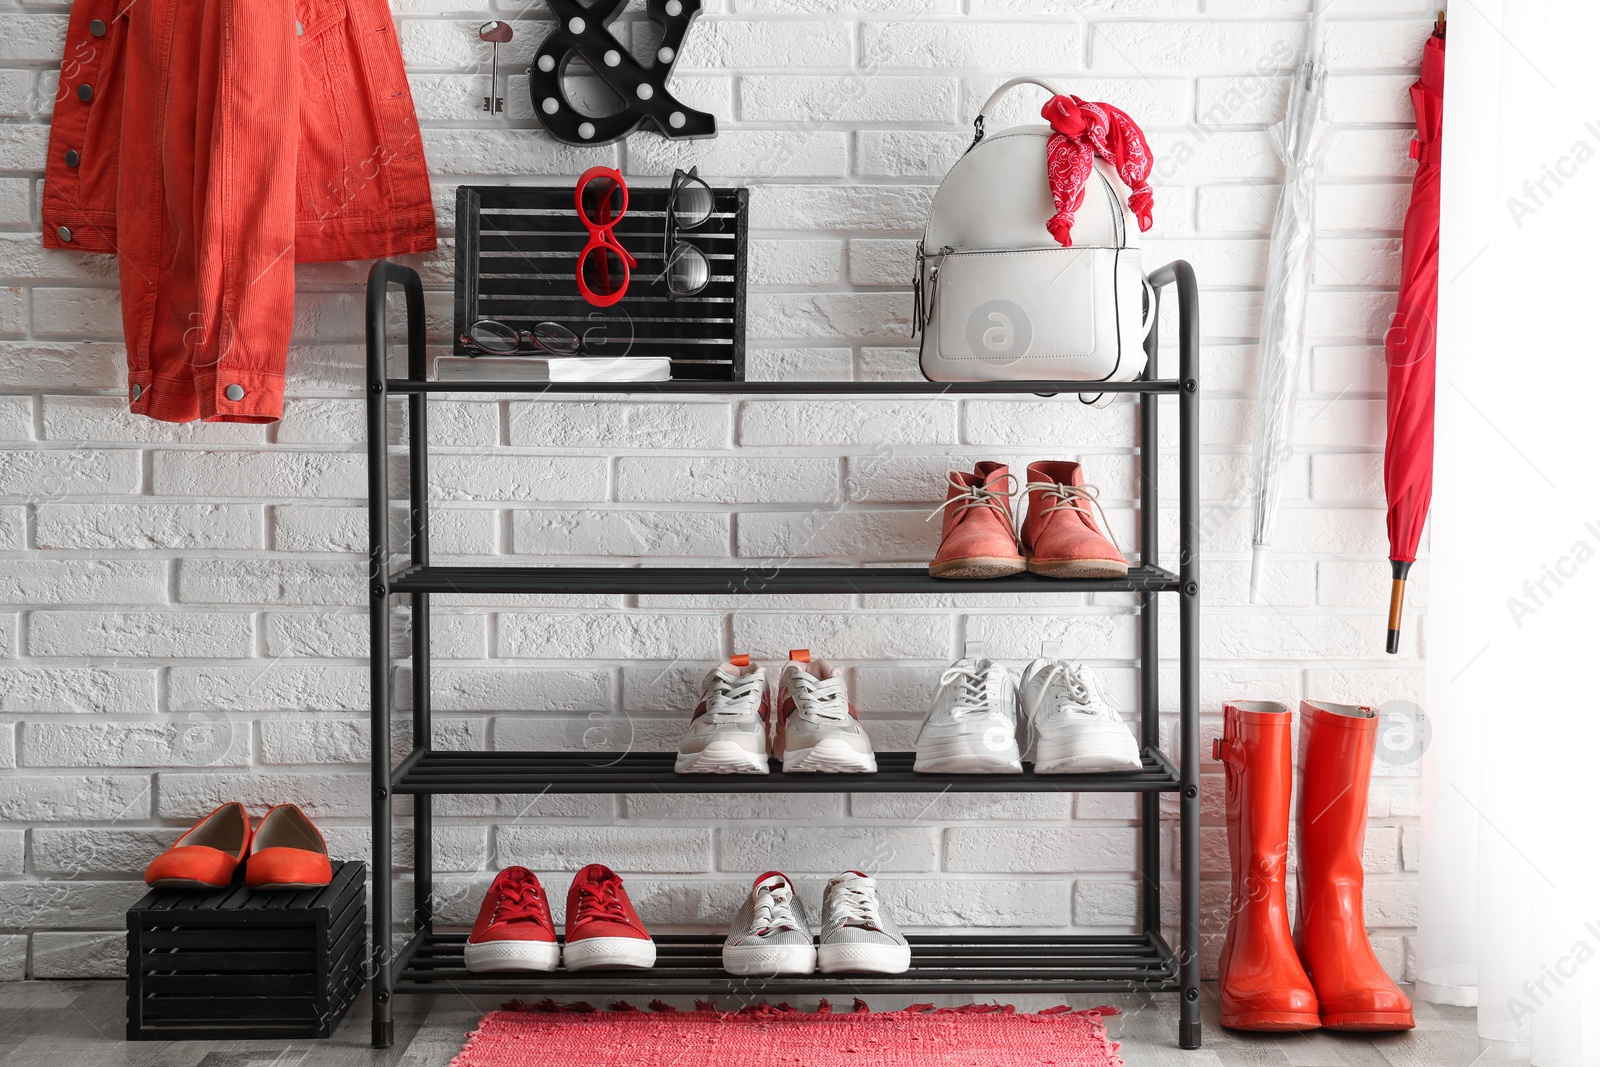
[{"x1": 0, "y1": 1, "x2": 1428, "y2": 982}]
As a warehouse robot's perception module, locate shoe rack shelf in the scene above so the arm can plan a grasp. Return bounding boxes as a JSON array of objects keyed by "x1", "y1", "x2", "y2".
[
  {"x1": 390, "y1": 750, "x2": 1182, "y2": 794},
  {"x1": 388, "y1": 563, "x2": 1180, "y2": 595},
  {"x1": 364, "y1": 260, "x2": 1202, "y2": 1050},
  {"x1": 395, "y1": 931, "x2": 1176, "y2": 997}
]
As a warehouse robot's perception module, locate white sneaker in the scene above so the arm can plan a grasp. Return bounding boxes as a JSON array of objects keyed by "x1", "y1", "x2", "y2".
[
  {"x1": 1019, "y1": 656, "x2": 1142, "y2": 773},
  {"x1": 722, "y1": 871, "x2": 816, "y2": 976},
  {"x1": 913, "y1": 657, "x2": 1022, "y2": 774},
  {"x1": 773, "y1": 650, "x2": 877, "y2": 773},
  {"x1": 817, "y1": 871, "x2": 911, "y2": 974},
  {"x1": 675, "y1": 656, "x2": 770, "y2": 774}
]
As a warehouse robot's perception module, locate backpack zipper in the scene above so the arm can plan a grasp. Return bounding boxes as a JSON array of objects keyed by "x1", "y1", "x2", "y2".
[{"x1": 912, "y1": 242, "x2": 954, "y2": 336}]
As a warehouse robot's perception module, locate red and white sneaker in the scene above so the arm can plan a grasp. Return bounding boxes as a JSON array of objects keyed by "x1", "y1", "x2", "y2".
[
  {"x1": 563, "y1": 863, "x2": 656, "y2": 970},
  {"x1": 675, "y1": 654, "x2": 771, "y2": 774},
  {"x1": 464, "y1": 866, "x2": 559, "y2": 973},
  {"x1": 773, "y1": 650, "x2": 877, "y2": 774}
]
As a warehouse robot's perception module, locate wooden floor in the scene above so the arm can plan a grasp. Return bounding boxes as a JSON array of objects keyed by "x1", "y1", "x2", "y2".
[{"x1": 0, "y1": 980, "x2": 1502, "y2": 1066}]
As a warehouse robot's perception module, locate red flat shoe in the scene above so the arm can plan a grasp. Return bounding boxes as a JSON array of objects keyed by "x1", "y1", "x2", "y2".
[
  {"x1": 245, "y1": 804, "x2": 333, "y2": 890},
  {"x1": 144, "y1": 802, "x2": 252, "y2": 889}
]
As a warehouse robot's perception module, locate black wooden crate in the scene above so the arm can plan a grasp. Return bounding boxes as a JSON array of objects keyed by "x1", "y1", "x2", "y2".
[
  {"x1": 126, "y1": 860, "x2": 367, "y2": 1040},
  {"x1": 453, "y1": 183, "x2": 748, "y2": 380}
]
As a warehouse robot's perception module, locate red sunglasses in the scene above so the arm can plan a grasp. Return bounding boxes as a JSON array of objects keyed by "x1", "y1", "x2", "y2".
[{"x1": 575, "y1": 166, "x2": 638, "y2": 308}]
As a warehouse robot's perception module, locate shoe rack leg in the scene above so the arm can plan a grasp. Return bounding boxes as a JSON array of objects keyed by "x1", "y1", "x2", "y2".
[
  {"x1": 1175, "y1": 263, "x2": 1202, "y2": 1051},
  {"x1": 366, "y1": 269, "x2": 397, "y2": 1050},
  {"x1": 1139, "y1": 338, "x2": 1162, "y2": 941},
  {"x1": 409, "y1": 375, "x2": 433, "y2": 935}
]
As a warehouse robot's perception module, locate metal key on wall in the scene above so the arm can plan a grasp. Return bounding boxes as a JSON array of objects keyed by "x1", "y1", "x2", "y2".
[{"x1": 479, "y1": 21, "x2": 513, "y2": 114}]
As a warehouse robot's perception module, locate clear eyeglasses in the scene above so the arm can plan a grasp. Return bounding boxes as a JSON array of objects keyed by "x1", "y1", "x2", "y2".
[
  {"x1": 663, "y1": 167, "x2": 714, "y2": 298},
  {"x1": 459, "y1": 319, "x2": 581, "y2": 357}
]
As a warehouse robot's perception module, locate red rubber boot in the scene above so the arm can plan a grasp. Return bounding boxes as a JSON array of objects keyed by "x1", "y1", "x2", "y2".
[
  {"x1": 1294, "y1": 701, "x2": 1415, "y2": 1031},
  {"x1": 1215, "y1": 701, "x2": 1321, "y2": 1031}
]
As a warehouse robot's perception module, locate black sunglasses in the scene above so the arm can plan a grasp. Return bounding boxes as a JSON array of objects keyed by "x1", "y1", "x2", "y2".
[{"x1": 662, "y1": 167, "x2": 714, "y2": 298}]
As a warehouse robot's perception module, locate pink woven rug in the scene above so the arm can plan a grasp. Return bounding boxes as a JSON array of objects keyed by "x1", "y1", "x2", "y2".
[{"x1": 451, "y1": 1000, "x2": 1123, "y2": 1067}]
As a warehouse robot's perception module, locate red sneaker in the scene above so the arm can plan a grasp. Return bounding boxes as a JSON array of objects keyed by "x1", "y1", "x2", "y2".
[
  {"x1": 563, "y1": 863, "x2": 656, "y2": 970},
  {"x1": 465, "y1": 866, "x2": 559, "y2": 973},
  {"x1": 928, "y1": 462, "x2": 1025, "y2": 579},
  {"x1": 144, "y1": 802, "x2": 251, "y2": 889},
  {"x1": 1020, "y1": 461, "x2": 1128, "y2": 578}
]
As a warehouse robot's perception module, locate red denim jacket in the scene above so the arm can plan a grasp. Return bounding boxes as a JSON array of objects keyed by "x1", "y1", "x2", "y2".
[{"x1": 42, "y1": 0, "x2": 436, "y2": 423}]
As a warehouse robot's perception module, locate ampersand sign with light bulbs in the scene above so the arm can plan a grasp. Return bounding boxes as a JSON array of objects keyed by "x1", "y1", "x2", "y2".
[{"x1": 529, "y1": 0, "x2": 716, "y2": 146}]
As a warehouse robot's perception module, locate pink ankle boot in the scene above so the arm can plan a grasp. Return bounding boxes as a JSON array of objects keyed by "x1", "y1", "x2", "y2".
[
  {"x1": 929, "y1": 462, "x2": 1025, "y2": 579},
  {"x1": 1020, "y1": 461, "x2": 1128, "y2": 578}
]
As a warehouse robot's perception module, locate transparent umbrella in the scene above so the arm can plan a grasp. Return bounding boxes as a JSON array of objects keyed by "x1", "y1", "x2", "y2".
[{"x1": 1248, "y1": 53, "x2": 1331, "y2": 603}]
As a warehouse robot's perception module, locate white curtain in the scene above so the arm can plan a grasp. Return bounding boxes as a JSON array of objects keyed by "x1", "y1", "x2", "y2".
[{"x1": 1422, "y1": 0, "x2": 1600, "y2": 1061}]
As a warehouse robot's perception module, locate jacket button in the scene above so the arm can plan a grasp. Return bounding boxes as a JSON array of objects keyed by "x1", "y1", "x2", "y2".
[
  {"x1": 64, "y1": 150, "x2": 80, "y2": 167},
  {"x1": 89, "y1": 19, "x2": 107, "y2": 35},
  {"x1": 295, "y1": 20, "x2": 303, "y2": 35},
  {"x1": 224, "y1": 384, "x2": 245, "y2": 401},
  {"x1": 56, "y1": 226, "x2": 72, "y2": 242},
  {"x1": 131, "y1": 384, "x2": 143, "y2": 400},
  {"x1": 78, "y1": 84, "x2": 92, "y2": 102}
]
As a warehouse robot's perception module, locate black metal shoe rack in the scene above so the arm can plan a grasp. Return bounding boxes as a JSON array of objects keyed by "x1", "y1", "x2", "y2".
[{"x1": 364, "y1": 260, "x2": 1202, "y2": 1049}]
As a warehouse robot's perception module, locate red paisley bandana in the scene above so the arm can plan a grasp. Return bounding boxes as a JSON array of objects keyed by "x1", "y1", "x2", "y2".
[{"x1": 1041, "y1": 95, "x2": 1155, "y2": 247}]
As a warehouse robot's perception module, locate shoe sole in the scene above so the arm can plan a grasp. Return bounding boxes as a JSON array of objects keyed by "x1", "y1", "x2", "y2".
[
  {"x1": 1320, "y1": 1012, "x2": 1415, "y2": 1031},
  {"x1": 1034, "y1": 727, "x2": 1143, "y2": 774},
  {"x1": 464, "y1": 939, "x2": 560, "y2": 973},
  {"x1": 782, "y1": 737, "x2": 878, "y2": 774},
  {"x1": 247, "y1": 882, "x2": 332, "y2": 891},
  {"x1": 1027, "y1": 558, "x2": 1129, "y2": 578},
  {"x1": 913, "y1": 737, "x2": 1022, "y2": 774},
  {"x1": 1219, "y1": 1011, "x2": 1321, "y2": 1031},
  {"x1": 147, "y1": 878, "x2": 233, "y2": 890},
  {"x1": 930, "y1": 556, "x2": 1026, "y2": 579},
  {"x1": 818, "y1": 942, "x2": 911, "y2": 974},
  {"x1": 563, "y1": 936, "x2": 656, "y2": 971},
  {"x1": 722, "y1": 942, "x2": 818, "y2": 976},
  {"x1": 675, "y1": 740, "x2": 769, "y2": 775}
]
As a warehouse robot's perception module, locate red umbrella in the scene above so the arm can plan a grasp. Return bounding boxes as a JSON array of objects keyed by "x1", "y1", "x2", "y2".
[{"x1": 1384, "y1": 22, "x2": 1445, "y2": 655}]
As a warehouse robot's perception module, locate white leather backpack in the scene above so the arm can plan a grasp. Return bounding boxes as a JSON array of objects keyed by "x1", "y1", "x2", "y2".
[{"x1": 915, "y1": 77, "x2": 1153, "y2": 392}]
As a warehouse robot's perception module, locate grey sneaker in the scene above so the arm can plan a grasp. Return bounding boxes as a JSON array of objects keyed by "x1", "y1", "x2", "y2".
[
  {"x1": 774, "y1": 650, "x2": 877, "y2": 774},
  {"x1": 913, "y1": 657, "x2": 1022, "y2": 774},
  {"x1": 722, "y1": 871, "x2": 816, "y2": 975},
  {"x1": 1019, "y1": 656, "x2": 1142, "y2": 773},
  {"x1": 817, "y1": 871, "x2": 911, "y2": 974},
  {"x1": 675, "y1": 657, "x2": 770, "y2": 774}
]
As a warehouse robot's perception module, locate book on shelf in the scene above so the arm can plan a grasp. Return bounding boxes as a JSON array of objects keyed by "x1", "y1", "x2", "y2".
[{"x1": 433, "y1": 357, "x2": 672, "y2": 383}]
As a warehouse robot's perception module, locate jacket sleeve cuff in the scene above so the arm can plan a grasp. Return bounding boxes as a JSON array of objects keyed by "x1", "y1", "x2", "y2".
[{"x1": 194, "y1": 368, "x2": 284, "y2": 424}]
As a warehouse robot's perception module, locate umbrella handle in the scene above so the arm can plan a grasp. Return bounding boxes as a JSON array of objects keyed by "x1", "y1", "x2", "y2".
[{"x1": 1386, "y1": 560, "x2": 1413, "y2": 655}]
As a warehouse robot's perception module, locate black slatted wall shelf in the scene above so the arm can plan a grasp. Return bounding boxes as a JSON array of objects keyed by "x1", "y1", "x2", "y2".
[{"x1": 454, "y1": 184, "x2": 748, "y2": 379}]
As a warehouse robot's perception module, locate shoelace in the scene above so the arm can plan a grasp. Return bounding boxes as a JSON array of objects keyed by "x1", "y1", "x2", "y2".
[
  {"x1": 493, "y1": 875, "x2": 550, "y2": 928},
  {"x1": 1038, "y1": 663, "x2": 1118, "y2": 722},
  {"x1": 785, "y1": 669, "x2": 850, "y2": 724},
  {"x1": 1022, "y1": 479, "x2": 1122, "y2": 555},
  {"x1": 827, "y1": 881, "x2": 884, "y2": 932},
  {"x1": 753, "y1": 884, "x2": 801, "y2": 936},
  {"x1": 702, "y1": 670, "x2": 765, "y2": 724},
  {"x1": 574, "y1": 879, "x2": 630, "y2": 927},
  {"x1": 937, "y1": 662, "x2": 1009, "y2": 720},
  {"x1": 926, "y1": 471, "x2": 1018, "y2": 527}
]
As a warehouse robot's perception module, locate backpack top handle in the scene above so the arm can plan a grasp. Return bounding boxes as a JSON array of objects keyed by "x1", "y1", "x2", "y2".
[{"x1": 971, "y1": 77, "x2": 1066, "y2": 145}]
